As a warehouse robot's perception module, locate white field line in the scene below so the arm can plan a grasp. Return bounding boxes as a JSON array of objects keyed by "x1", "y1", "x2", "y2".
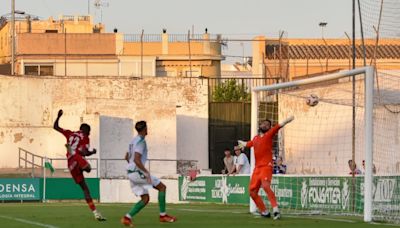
[
  {"x1": 284, "y1": 215, "x2": 355, "y2": 223},
  {"x1": 0, "y1": 215, "x2": 59, "y2": 228},
  {"x1": 177, "y1": 208, "x2": 356, "y2": 223},
  {"x1": 177, "y1": 208, "x2": 245, "y2": 214},
  {"x1": 370, "y1": 222, "x2": 400, "y2": 227}
]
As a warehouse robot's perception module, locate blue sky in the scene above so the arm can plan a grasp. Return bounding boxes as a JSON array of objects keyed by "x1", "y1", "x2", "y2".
[{"x1": 1, "y1": 0, "x2": 358, "y2": 60}]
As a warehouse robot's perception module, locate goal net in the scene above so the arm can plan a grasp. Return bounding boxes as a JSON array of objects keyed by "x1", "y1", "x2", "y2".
[{"x1": 250, "y1": 67, "x2": 400, "y2": 224}]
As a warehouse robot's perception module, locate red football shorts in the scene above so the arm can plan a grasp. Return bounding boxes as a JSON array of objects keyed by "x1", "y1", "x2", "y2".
[
  {"x1": 67, "y1": 154, "x2": 89, "y2": 184},
  {"x1": 249, "y1": 166, "x2": 273, "y2": 192}
]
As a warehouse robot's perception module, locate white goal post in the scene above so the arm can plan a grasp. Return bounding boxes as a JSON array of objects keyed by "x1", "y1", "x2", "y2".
[{"x1": 250, "y1": 66, "x2": 374, "y2": 222}]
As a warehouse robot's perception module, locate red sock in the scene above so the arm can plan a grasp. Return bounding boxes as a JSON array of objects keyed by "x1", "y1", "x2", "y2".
[{"x1": 86, "y1": 198, "x2": 96, "y2": 211}]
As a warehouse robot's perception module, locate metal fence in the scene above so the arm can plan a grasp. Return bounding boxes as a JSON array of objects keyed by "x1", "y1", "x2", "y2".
[
  {"x1": 18, "y1": 148, "x2": 99, "y2": 178},
  {"x1": 208, "y1": 77, "x2": 281, "y2": 101},
  {"x1": 100, "y1": 158, "x2": 198, "y2": 179},
  {"x1": 124, "y1": 34, "x2": 219, "y2": 43},
  {"x1": 124, "y1": 34, "x2": 162, "y2": 42}
]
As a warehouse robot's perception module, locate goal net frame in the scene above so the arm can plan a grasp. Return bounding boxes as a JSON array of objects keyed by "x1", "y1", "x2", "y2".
[{"x1": 249, "y1": 66, "x2": 375, "y2": 222}]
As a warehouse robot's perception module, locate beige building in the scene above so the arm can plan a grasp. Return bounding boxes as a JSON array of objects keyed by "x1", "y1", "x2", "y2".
[
  {"x1": 252, "y1": 36, "x2": 400, "y2": 81},
  {"x1": 0, "y1": 15, "x2": 223, "y2": 77}
]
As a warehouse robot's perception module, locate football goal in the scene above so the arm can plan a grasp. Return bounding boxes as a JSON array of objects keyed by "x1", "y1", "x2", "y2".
[{"x1": 250, "y1": 66, "x2": 400, "y2": 224}]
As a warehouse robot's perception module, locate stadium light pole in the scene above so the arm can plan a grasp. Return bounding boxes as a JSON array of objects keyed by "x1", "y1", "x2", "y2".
[
  {"x1": 319, "y1": 23, "x2": 328, "y2": 72},
  {"x1": 318, "y1": 22, "x2": 327, "y2": 39}
]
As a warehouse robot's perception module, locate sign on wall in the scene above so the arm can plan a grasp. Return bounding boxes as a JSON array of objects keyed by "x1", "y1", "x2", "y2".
[
  {"x1": 0, "y1": 178, "x2": 41, "y2": 201},
  {"x1": 179, "y1": 175, "x2": 249, "y2": 204},
  {"x1": 179, "y1": 175, "x2": 400, "y2": 214},
  {"x1": 0, "y1": 178, "x2": 100, "y2": 201}
]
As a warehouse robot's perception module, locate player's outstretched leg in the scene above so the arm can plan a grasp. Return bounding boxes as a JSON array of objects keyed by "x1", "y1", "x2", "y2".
[
  {"x1": 261, "y1": 179, "x2": 280, "y2": 220},
  {"x1": 121, "y1": 194, "x2": 149, "y2": 227},
  {"x1": 250, "y1": 176, "x2": 271, "y2": 218},
  {"x1": 78, "y1": 181, "x2": 106, "y2": 221},
  {"x1": 250, "y1": 188, "x2": 270, "y2": 218},
  {"x1": 154, "y1": 182, "x2": 177, "y2": 222}
]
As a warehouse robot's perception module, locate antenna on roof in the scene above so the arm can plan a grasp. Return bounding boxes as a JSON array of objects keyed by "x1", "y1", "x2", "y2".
[{"x1": 94, "y1": 0, "x2": 109, "y2": 23}]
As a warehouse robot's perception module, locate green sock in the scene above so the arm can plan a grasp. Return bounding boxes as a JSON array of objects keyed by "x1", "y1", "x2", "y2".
[
  {"x1": 158, "y1": 191, "x2": 166, "y2": 214},
  {"x1": 128, "y1": 200, "x2": 146, "y2": 217}
]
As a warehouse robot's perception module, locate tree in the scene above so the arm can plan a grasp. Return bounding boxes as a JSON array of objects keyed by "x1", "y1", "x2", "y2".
[{"x1": 212, "y1": 79, "x2": 250, "y2": 102}]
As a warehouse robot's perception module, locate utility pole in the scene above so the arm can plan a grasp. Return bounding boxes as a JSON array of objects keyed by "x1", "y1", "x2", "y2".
[
  {"x1": 351, "y1": 0, "x2": 356, "y2": 214},
  {"x1": 345, "y1": 32, "x2": 352, "y2": 70},
  {"x1": 11, "y1": 0, "x2": 15, "y2": 75},
  {"x1": 278, "y1": 30, "x2": 284, "y2": 79},
  {"x1": 188, "y1": 30, "x2": 192, "y2": 78},
  {"x1": 140, "y1": 29, "x2": 144, "y2": 78}
]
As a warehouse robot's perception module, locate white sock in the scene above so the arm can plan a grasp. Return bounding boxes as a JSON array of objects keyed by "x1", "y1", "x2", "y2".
[
  {"x1": 273, "y1": 207, "x2": 279, "y2": 213},
  {"x1": 125, "y1": 214, "x2": 131, "y2": 219},
  {"x1": 92, "y1": 210, "x2": 98, "y2": 214},
  {"x1": 160, "y1": 212, "x2": 166, "y2": 216}
]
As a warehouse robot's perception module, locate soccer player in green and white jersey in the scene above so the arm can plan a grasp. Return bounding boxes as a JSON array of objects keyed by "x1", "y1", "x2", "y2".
[{"x1": 121, "y1": 120, "x2": 177, "y2": 227}]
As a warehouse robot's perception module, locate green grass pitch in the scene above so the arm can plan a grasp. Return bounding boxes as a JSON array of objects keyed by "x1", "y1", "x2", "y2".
[{"x1": 0, "y1": 202, "x2": 397, "y2": 228}]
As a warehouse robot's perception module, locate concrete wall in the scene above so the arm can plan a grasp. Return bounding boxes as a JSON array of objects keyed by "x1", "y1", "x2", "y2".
[
  {"x1": 99, "y1": 116, "x2": 133, "y2": 179},
  {"x1": 17, "y1": 33, "x2": 117, "y2": 55},
  {"x1": 19, "y1": 57, "x2": 157, "y2": 77},
  {"x1": 0, "y1": 23, "x2": 10, "y2": 64},
  {"x1": 0, "y1": 75, "x2": 209, "y2": 174}
]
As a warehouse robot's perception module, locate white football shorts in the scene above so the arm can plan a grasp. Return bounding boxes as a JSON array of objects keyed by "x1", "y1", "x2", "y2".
[{"x1": 128, "y1": 171, "x2": 161, "y2": 196}]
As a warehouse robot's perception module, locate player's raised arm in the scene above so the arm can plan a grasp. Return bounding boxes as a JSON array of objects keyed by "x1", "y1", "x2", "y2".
[
  {"x1": 53, "y1": 109, "x2": 64, "y2": 133},
  {"x1": 279, "y1": 116, "x2": 294, "y2": 128},
  {"x1": 238, "y1": 140, "x2": 253, "y2": 149},
  {"x1": 81, "y1": 148, "x2": 97, "y2": 157}
]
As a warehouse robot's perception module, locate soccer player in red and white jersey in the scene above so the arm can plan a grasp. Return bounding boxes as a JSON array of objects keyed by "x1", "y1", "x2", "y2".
[
  {"x1": 238, "y1": 116, "x2": 294, "y2": 220},
  {"x1": 53, "y1": 109, "x2": 106, "y2": 221}
]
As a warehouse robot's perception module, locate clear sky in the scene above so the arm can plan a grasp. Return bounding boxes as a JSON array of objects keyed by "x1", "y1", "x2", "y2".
[{"x1": 1, "y1": 0, "x2": 358, "y2": 61}]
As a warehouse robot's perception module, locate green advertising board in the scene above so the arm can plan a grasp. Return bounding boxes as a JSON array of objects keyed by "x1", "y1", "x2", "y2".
[
  {"x1": 264, "y1": 176, "x2": 362, "y2": 212},
  {"x1": 43, "y1": 178, "x2": 100, "y2": 200},
  {"x1": 179, "y1": 175, "x2": 400, "y2": 214},
  {"x1": 0, "y1": 178, "x2": 41, "y2": 201},
  {"x1": 0, "y1": 178, "x2": 100, "y2": 201},
  {"x1": 179, "y1": 175, "x2": 249, "y2": 203}
]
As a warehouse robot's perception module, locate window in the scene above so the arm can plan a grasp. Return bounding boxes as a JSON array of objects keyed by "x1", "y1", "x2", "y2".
[
  {"x1": 25, "y1": 66, "x2": 39, "y2": 75},
  {"x1": 185, "y1": 70, "x2": 200, "y2": 77},
  {"x1": 24, "y1": 64, "x2": 54, "y2": 76},
  {"x1": 45, "y1": 30, "x2": 58, "y2": 33},
  {"x1": 156, "y1": 70, "x2": 176, "y2": 77},
  {"x1": 40, "y1": 65, "x2": 54, "y2": 76}
]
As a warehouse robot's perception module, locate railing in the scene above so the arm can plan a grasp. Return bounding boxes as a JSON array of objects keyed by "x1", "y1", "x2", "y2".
[
  {"x1": 60, "y1": 15, "x2": 90, "y2": 22},
  {"x1": 47, "y1": 157, "x2": 99, "y2": 178},
  {"x1": 18, "y1": 148, "x2": 195, "y2": 179},
  {"x1": 18, "y1": 148, "x2": 99, "y2": 178},
  {"x1": 208, "y1": 77, "x2": 281, "y2": 101},
  {"x1": 168, "y1": 34, "x2": 203, "y2": 42},
  {"x1": 100, "y1": 158, "x2": 198, "y2": 179},
  {"x1": 18, "y1": 148, "x2": 44, "y2": 177},
  {"x1": 124, "y1": 34, "x2": 219, "y2": 43},
  {"x1": 124, "y1": 34, "x2": 162, "y2": 42}
]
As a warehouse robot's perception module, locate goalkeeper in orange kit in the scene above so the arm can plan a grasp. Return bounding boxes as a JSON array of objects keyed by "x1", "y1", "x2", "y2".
[{"x1": 238, "y1": 116, "x2": 294, "y2": 220}]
